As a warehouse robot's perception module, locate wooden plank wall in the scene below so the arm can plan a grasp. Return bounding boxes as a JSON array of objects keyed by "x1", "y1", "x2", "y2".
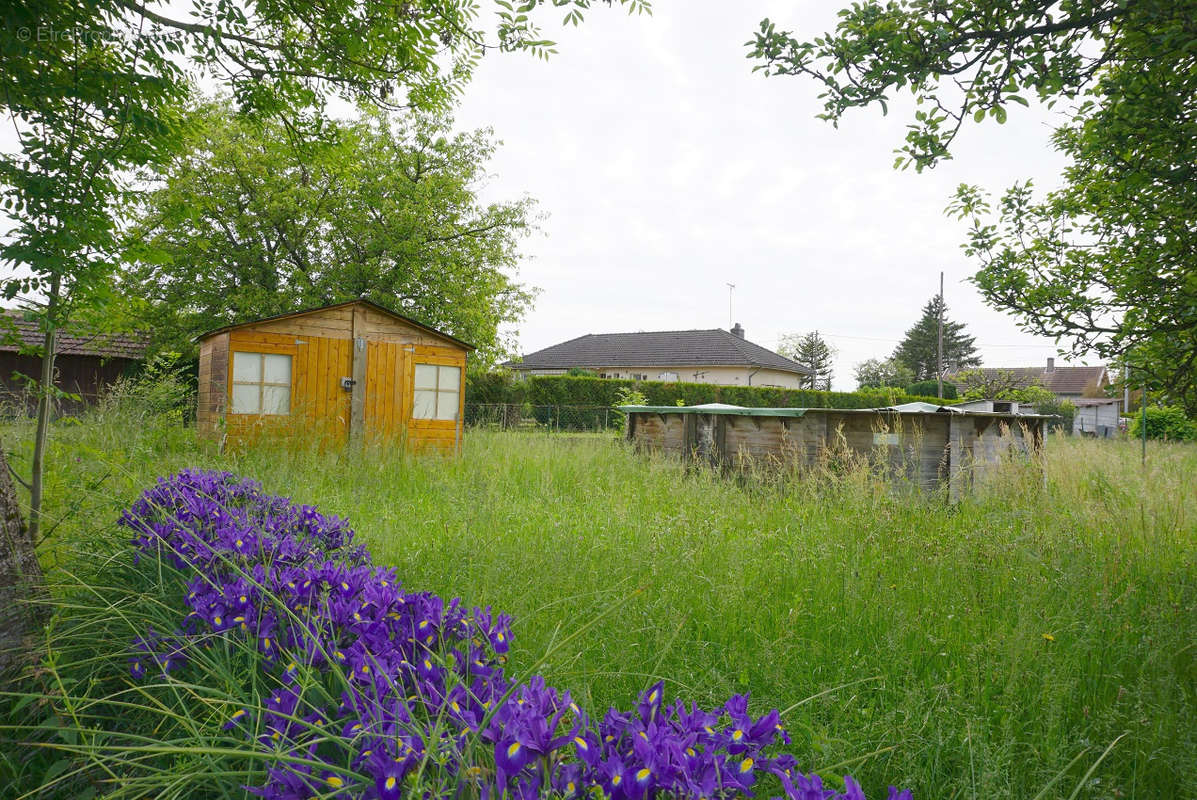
[
  {"x1": 202, "y1": 303, "x2": 468, "y2": 453},
  {"x1": 628, "y1": 410, "x2": 1043, "y2": 495},
  {"x1": 196, "y1": 333, "x2": 228, "y2": 436},
  {"x1": 364, "y1": 340, "x2": 406, "y2": 442},
  {"x1": 223, "y1": 329, "x2": 351, "y2": 448},
  {"x1": 0, "y1": 352, "x2": 138, "y2": 416},
  {"x1": 404, "y1": 343, "x2": 466, "y2": 454}
]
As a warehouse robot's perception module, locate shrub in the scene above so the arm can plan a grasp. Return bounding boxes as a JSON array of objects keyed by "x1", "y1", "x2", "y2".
[
  {"x1": 1036, "y1": 397, "x2": 1076, "y2": 433},
  {"x1": 97, "y1": 351, "x2": 195, "y2": 422},
  {"x1": 1128, "y1": 405, "x2": 1197, "y2": 440},
  {"x1": 612, "y1": 385, "x2": 648, "y2": 433}
]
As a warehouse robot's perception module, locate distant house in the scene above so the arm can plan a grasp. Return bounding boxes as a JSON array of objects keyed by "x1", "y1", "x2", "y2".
[
  {"x1": 506, "y1": 324, "x2": 814, "y2": 389},
  {"x1": 0, "y1": 312, "x2": 149, "y2": 414},
  {"x1": 947, "y1": 357, "x2": 1121, "y2": 437},
  {"x1": 947, "y1": 358, "x2": 1112, "y2": 403}
]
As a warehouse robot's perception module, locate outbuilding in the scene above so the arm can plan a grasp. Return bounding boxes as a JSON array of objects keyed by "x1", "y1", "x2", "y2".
[
  {"x1": 0, "y1": 311, "x2": 149, "y2": 415},
  {"x1": 196, "y1": 300, "x2": 472, "y2": 451},
  {"x1": 621, "y1": 402, "x2": 1047, "y2": 499},
  {"x1": 1071, "y1": 398, "x2": 1121, "y2": 438}
]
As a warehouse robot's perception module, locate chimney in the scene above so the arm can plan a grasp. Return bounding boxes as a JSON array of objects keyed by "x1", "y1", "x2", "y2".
[
  {"x1": 731, "y1": 323, "x2": 745, "y2": 339},
  {"x1": 1046, "y1": 357, "x2": 1055, "y2": 372}
]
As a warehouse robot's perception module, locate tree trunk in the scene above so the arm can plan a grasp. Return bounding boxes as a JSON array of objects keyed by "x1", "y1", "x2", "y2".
[
  {"x1": 28, "y1": 275, "x2": 61, "y2": 543},
  {"x1": 0, "y1": 438, "x2": 47, "y2": 678}
]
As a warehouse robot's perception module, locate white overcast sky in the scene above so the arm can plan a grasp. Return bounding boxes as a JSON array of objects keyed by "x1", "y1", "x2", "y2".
[
  {"x1": 452, "y1": 1, "x2": 1087, "y2": 389},
  {"x1": 0, "y1": 2, "x2": 1099, "y2": 391}
]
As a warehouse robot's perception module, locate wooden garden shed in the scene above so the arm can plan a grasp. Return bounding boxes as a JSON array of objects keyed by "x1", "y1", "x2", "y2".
[{"x1": 196, "y1": 300, "x2": 472, "y2": 452}]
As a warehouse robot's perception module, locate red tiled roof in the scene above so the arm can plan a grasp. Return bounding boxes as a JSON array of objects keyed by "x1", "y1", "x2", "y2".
[{"x1": 0, "y1": 311, "x2": 149, "y2": 360}]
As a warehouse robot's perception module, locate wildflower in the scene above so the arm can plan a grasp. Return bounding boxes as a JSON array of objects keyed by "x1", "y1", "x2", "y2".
[
  {"x1": 119, "y1": 470, "x2": 904, "y2": 800},
  {"x1": 223, "y1": 708, "x2": 249, "y2": 730}
]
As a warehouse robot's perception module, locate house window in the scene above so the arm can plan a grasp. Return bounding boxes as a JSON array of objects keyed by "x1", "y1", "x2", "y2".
[
  {"x1": 231, "y1": 352, "x2": 291, "y2": 415},
  {"x1": 413, "y1": 364, "x2": 461, "y2": 421}
]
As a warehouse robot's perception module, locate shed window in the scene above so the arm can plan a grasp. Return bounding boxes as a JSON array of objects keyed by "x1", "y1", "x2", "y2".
[
  {"x1": 413, "y1": 364, "x2": 461, "y2": 421},
  {"x1": 231, "y1": 352, "x2": 291, "y2": 415}
]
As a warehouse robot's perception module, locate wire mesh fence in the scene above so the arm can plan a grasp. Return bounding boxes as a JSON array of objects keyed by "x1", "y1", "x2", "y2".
[{"x1": 465, "y1": 404, "x2": 623, "y2": 433}]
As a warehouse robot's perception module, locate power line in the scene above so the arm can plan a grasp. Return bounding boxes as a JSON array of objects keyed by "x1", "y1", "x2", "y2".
[{"x1": 768, "y1": 331, "x2": 1061, "y2": 348}]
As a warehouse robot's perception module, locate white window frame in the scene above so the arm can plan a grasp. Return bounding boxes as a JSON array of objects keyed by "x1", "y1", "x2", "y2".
[
  {"x1": 230, "y1": 352, "x2": 292, "y2": 415},
  {"x1": 413, "y1": 363, "x2": 461, "y2": 421}
]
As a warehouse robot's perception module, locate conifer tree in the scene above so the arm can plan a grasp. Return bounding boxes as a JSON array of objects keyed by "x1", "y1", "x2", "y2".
[
  {"x1": 780, "y1": 331, "x2": 835, "y2": 390},
  {"x1": 892, "y1": 296, "x2": 981, "y2": 381}
]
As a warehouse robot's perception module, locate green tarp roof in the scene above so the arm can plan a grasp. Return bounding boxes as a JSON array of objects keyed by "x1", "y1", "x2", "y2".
[
  {"x1": 617, "y1": 403, "x2": 808, "y2": 417},
  {"x1": 618, "y1": 402, "x2": 1050, "y2": 419}
]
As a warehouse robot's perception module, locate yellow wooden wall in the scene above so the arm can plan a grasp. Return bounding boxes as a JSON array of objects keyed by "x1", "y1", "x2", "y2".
[
  {"x1": 223, "y1": 329, "x2": 352, "y2": 447},
  {"x1": 198, "y1": 302, "x2": 468, "y2": 453},
  {"x1": 402, "y1": 343, "x2": 467, "y2": 453}
]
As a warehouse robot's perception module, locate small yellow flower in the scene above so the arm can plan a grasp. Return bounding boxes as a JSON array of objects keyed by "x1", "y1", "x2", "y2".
[{"x1": 1042, "y1": 633, "x2": 1056, "y2": 642}]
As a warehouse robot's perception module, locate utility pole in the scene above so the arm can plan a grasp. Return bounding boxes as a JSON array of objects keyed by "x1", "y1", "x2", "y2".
[
  {"x1": 1141, "y1": 369, "x2": 1147, "y2": 467},
  {"x1": 936, "y1": 271, "x2": 944, "y2": 399},
  {"x1": 727, "y1": 283, "x2": 735, "y2": 329},
  {"x1": 1123, "y1": 364, "x2": 1130, "y2": 416}
]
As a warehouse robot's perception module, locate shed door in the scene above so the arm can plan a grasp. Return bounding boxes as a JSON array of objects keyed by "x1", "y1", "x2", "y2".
[
  {"x1": 363, "y1": 340, "x2": 408, "y2": 442},
  {"x1": 291, "y1": 334, "x2": 352, "y2": 444}
]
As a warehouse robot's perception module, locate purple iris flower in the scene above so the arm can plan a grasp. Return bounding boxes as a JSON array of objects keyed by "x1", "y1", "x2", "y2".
[{"x1": 121, "y1": 471, "x2": 907, "y2": 800}]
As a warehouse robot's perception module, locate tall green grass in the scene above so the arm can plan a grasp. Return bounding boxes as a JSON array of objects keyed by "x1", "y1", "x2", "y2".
[{"x1": 3, "y1": 406, "x2": 1195, "y2": 799}]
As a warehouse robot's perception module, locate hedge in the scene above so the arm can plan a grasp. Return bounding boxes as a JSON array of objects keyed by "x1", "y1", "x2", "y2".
[
  {"x1": 906, "y1": 380, "x2": 957, "y2": 400},
  {"x1": 466, "y1": 373, "x2": 951, "y2": 410}
]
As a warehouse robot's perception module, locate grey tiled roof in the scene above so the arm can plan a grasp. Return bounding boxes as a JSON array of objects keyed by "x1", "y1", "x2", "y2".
[
  {"x1": 0, "y1": 311, "x2": 149, "y2": 359},
  {"x1": 508, "y1": 329, "x2": 814, "y2": 375}
]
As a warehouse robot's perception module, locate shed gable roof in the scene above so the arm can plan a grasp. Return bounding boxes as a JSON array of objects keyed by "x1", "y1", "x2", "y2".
[
  {"x1": 509, "y1": 329, "x2": 814, "y2": 375},
  {"x1": 196, "y1": 300, "x2": 474, "y2": 350},
  {"x1": 0, "y1": 311, "x2": 149, "y2": 360}
]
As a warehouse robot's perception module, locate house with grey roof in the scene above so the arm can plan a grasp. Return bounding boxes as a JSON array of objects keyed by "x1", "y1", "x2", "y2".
[
  {"x1": 946, "y1": 357, "x2": 1121, "y2": 436},
  {"x1": 506, "y1": 324, "x2": 815, "y2": 389},
  {"x1": 946, "y1": 358, "x2": 1112, "y2": 403}
]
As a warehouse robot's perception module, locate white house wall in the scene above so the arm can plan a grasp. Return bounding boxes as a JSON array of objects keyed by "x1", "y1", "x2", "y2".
[{"x1": 516, "y1": 365, "x2": 807, "y2": 389}]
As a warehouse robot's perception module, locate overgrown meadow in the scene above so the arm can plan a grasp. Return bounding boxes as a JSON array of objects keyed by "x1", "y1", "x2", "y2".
[{"x1": 1, "y1": 403, "x2": 1194, "y2": 800}]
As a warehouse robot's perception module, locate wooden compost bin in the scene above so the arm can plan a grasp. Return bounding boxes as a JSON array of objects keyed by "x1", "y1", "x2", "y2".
[
  {"x1": 622, "y1": 403, "x2": 1045, "y2": 499},
  {"x1": 197, "y1": 300, "x2": 473, "y2": 453}
]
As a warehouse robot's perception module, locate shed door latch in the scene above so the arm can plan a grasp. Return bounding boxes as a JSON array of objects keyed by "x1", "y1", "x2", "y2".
[{"x1": 340, "y1": 377, "x2": 356, "y2": 391}]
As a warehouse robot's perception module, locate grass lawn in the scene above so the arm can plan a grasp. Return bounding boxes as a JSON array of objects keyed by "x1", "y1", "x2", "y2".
[{"x1": 5, "y1": 407, "x2": 1196, "y2": 799}]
